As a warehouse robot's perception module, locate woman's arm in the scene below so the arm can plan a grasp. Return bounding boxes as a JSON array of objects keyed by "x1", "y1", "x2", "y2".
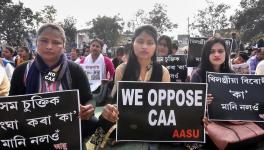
[{"x1": 161, "y1": 66, "x2": 171, "y2": 82}]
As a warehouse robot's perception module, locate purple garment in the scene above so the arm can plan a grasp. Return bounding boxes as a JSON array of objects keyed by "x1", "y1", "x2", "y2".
[{"x1": 247, "y1": 55, "x2": 261, "y2": 74}]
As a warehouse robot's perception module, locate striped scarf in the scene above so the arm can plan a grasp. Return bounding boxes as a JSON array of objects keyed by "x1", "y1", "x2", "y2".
[{"x1": 26, "y1": 54, "x2": 71, "y2": 94}]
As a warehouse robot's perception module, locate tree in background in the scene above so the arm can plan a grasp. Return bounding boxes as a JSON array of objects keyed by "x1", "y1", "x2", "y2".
[
  {"x1": 0, "y1": 1, "x2": 35, "y2": 46},
  {"x1": 0, "y1": 0, "x2": 11, "y2": 7},
  {"x1": 59, "y1": 16, "x2": 77, "y2": 51},
  {"x1": 88, "y1": 15, "x2": 124, "y2": 48},
  {"x1": 127, "y1": 3, "x2": 177, "y2": 34},
  {"x1": 231, "y1": 0, "x2": 264, "y2": 42},
  {"x1": 191, "y1": 1, "x2": 230, "y2": 37},
  {"x1": 127, "y1": 9, "x2": 147, "y2": 32},
  {"x1": 0, "y1": 1, "x2": 58, "y2": 47},
  {"x1": 146, "y1": 3, "x2": 177, "y2": 34},
  {"x1": 35, "y1": 5, "x2": 57, "y2": 24}
]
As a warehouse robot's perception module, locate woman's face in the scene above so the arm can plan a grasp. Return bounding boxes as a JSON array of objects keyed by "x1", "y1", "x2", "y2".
[
  {"x1": 2, "y1": 48, "x2": 13, "y2": 60},
  {"x1": 90, "y1": 41, "x2": 102, "y2": 57},
  {"x1": 37, "y1": 28, "x2": 64, "y2": 64},
  {"x1": 133, "y1": 32, "x2": 156, "y2": 61},
  {"x1": 209, "y1": 43, "x2": 226, "y2": 69},
  {"x1": 157, "y1": 39, "x2": 169, "y2": 56},
  {"x1": 233, "y1": 55, "x2": 245, "y2": 64},
  {"x1": 18, "y1": 48, "x2": 28, "y2": 59},
  {"x1": 70, "y1": 49, "x2": 78, "y2": 61}
]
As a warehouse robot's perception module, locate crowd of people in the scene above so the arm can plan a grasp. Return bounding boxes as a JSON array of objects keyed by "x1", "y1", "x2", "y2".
[{"x1": 0, "y1": 23, "x2": 264, "y2": 150}]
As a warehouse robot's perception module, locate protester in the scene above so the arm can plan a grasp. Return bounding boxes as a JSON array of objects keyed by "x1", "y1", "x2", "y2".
[
  {"x1": 255, "y1": 59, "x2": 264, "y2": 75},
  {"x1": 0, "y1": 47, "x2": 15, "y2": 80},
  {"x1": 83, "y1": 45, "x2": 90, "y2": 57},
  {"x1": 157, "y1": 35, "x2": 172, "y2": 56},
  {"x1": 247, "y1": 47, "x2": 264, "y2": 74},
  {"x1": 0, "y1": 59, "x2": 10, "y2": 96},
  {"x1": 230, "y1": 32, "x2": 244, "y2": 53},
  {"x1": 15, "y1": 46, "x2": 33, "y2": 67},
  {"x1": 191, "y1": 37, "x2": 233, "y2": 149},
  {"x1": 2, "y1": 46, "x2": 15, "y2": 66},
  {"x1": 191, "y1": 37, "x2": 264, "y2": 149},
  {"x1": 257, "y1": 39, "x2": 264, "y2": 48},
  {"x1": 231, "y1": 51, "x2": 250, "y2": 74},
  {"x1": 9, "y1": 23, "x2": 97, "y2": 150},
  {"x1": 191, "y1": 37, "x2": 233, "y2": 82},
  {"x1": 112, "y1": 46, "x2": 124, "y2": 69},
  {"x1": 171, "y1": 42, "x2": 178, "y2": 55},
  {"x1": 213, "y1": 32, "x2": 222, "y2": 38},
  {"x1": 77, "y1": 38, "x2": 115, "y2": 93},
  {"x1": 89, "y1": 25, "x2": 170, "y2": 150},
  {"x1": 0, "y1": 58, "x2": 14, "y2": 81},
  {"x1": 70, "y1": 48, "x2": 81, "y2": 62},
  {"x1": 121, "y1": 43, "x2": 131, "y2": 63}
]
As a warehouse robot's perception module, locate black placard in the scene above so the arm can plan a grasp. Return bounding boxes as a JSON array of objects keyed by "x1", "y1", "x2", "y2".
[
  {"x1": 157, "y1": 55, "x2": 187, "y2": 82},
  {"x1": 0, "y1": 90, "x2": 81, "y2": 150},
  {"x1": 187, "y1": 38, "x2": 232, "y2": 67},
  {"x1": 207, "y1": 72, "x2": 264, "y2": 122},
  {"x1": 117, "y1": 81, "x2": 207, "y2": 142}
]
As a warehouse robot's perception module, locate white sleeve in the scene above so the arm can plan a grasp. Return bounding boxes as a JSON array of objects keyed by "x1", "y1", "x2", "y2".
[
  {"x1": 0, "y1": 66, "x2": 5, "y2": 84},
  {"x1": 255, "y1": 61, "x2": 264, "y2": 75},
  {"x1": 5, "y1": 63, "x2": 14, "y2": 81}
]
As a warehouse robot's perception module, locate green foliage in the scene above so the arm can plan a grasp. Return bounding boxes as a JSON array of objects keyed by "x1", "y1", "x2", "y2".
[
  {"x1": 88, "y1": 15, "x2": 124, "y2": 47},
  {"x1": 0, "y1": 2, "x2": 35, "y2": 46},
  {"x1": 37, "y1": 5, "x2": 57, "y2": 23},
  {"x1": 127, "y1": 3, "x2": 177, "y2": 34},
  {"x1": 0, "y1": 2, "x2": 58, "y2": 47},
  {"x1": 59, "y1": 16, "x2": 77, "y2": 51},
  {"x1": 191, "y1": 2, "x2": 230, "y2": 37},
  {"x1": 231, "y1": 0, "x2": 264, "y2": 41},
  {"x1": 0, "y1": 0, "x2": 11, "y2": 7},
  {"x1": 146, "y1": 3, "x2": 177, "y2": 34}
]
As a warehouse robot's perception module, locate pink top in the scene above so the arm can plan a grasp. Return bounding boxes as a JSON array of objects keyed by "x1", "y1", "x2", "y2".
[{"x1": 103, "y1": 56, "x2": 115, "y2": 79}]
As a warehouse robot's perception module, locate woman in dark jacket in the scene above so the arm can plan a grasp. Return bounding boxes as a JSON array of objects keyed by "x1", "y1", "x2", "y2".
[{"x1": 10, "y1": 23, "x2": 97, "y2": 149}]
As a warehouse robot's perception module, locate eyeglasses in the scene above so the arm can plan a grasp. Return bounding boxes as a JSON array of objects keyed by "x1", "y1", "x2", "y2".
[{"x1": 210, "y1": 49, "x2": 225, "y2": 54}]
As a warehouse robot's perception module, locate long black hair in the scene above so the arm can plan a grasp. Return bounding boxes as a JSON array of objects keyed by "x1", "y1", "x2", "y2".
[
  {"x1": 122, "y1": 25, "x2": 158, "y2": 81},
  {"x1": 199, "y1": 38, "x2": 233, "y2": 82},
  {"x1": 158, "y1": 35, "x2": 172, "y2": 55}
]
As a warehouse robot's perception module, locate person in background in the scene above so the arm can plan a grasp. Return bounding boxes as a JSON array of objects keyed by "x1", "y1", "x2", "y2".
[
  {"x1": 171, "y1": 42, "x2": 178, "y2": 55},
  {"x1": 230, "y1": 32, "x2": 243, "y2": 53},
  {"x1": 9, "y1": 23, "x2": 97, "y2": 149},
  {"x1": 2, "y1": 46, "x2": 15, "y2": 66},
  {"x1": 112, "y1": 46, "x2": 124, "y2": 69},
  {"x1": 247, "y1": 47, "x2": 264, "y2": 74},
  {"x1": 70, "y1": 48, "x2": 80, "y2": 62},
  {"x1": 0, "y1": 59, "x2": 10, "y2": 96},
  {"x1": 77, "y1": 38, "x2": 115, "y2": 106},
  {"x1": 0, "y1": 57, "x2": 14, "y2": 81},
  {"x1": 231, "y1": 51, "x2": 250, "y2": 74},
  {"x1": 157, "y1": 35, "x2": 172, "y2": 56},
  {"x1": 83, "y1": 45, "x2": 90, "y2": 57},
  {"x1": 15, "y1": 46, "x2": 33, "y2": 67},
  {"x1": 122, "y1": 43, "x2": 132, "y2": 63},
  {"x1": 1, "y1": 46, "x2": 15, "y2": 80},
  {"x1": 255, "y1": 48, "x2": 264, "y2": 75},
  {"x1": 257, "y1": 35, "x2": 264, "y2": 48},
  {"x1": 79, "y1": 38, "x2": 115, "y2": 106},
  {"x1": 213, "y1": 32, "x2": 222, "y2": 38}
]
